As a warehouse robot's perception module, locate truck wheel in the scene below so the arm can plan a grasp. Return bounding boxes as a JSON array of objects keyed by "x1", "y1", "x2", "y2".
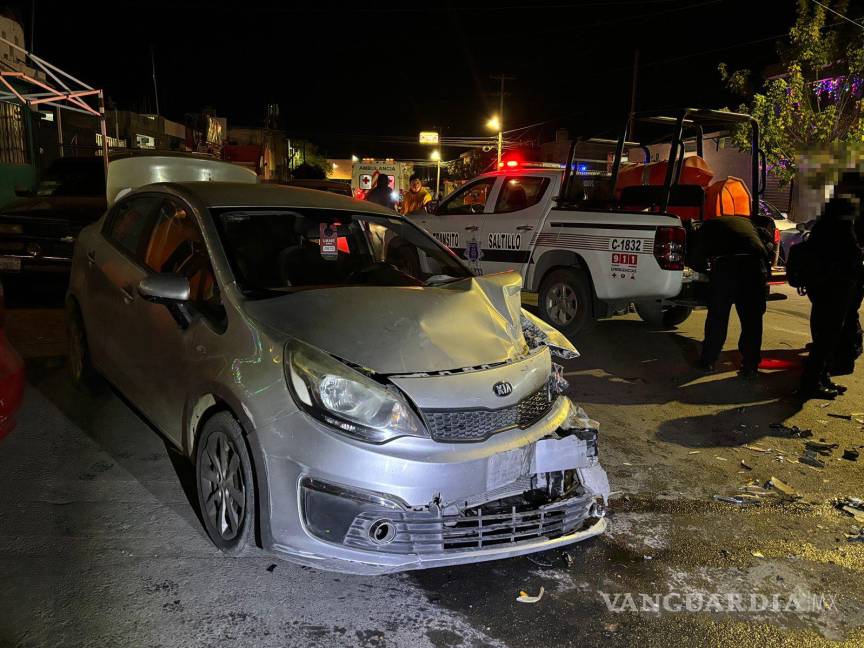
[
  {"x1": 634, "y1": 301, "x2": 692, "y2": 328},
  {"x1": 538, "y1": 269, "x2": 593, "y2": 336}
]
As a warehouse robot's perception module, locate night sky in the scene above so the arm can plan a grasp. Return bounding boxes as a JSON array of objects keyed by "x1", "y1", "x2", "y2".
[{"x1": 0, "y1": 1, "x2": 820, "y2": 157}]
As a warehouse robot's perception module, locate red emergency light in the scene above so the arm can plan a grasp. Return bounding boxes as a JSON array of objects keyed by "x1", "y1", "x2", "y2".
[{"x1": 498, "y1": 159, "x2": 520, "y2": 169}]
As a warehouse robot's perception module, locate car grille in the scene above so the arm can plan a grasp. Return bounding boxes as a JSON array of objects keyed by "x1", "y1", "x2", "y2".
[
  {"x1": 421, "y1": 388, "x2": 553, "y2": 442},
  {"x1": 343, "y1": 493, "x2": 595, "y2": 555}
]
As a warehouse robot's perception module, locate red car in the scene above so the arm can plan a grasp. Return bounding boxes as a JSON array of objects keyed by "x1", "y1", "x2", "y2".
[{"x1": 0, "y1": 281, "x2": 24, "y2": 440}]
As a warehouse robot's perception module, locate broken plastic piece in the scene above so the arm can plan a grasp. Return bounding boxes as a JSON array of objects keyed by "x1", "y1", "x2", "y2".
[
  {"x1": 751, "y1": 551, "x2": 765, "y2": 558},
  {"x1": 766, "y1": 477, "x2": 801, "y2": 500},
  {"x1": 805, "y1": 440, "x2": 838, "y2": 454},
  {"x1": 740, "y1": 460, "x2": 753, "y2": 470},
  {"x1": 843, "y1": 448, "x2": 860, "y2": 462},
  {"x1": 799, "y1": 451, "x2": 825, "y2": 468},
  {"x1": 516, "y1": 586, "x2": 545, "y2": 604}
]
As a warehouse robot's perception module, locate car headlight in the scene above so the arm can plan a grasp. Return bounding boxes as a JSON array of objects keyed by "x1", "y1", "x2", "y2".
[{"x1": 285, "y1": 339, "x2": 427, "y2": 444}]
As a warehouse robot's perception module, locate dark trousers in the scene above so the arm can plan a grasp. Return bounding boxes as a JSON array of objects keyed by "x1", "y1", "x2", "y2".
[
  {"x1": 701, "y1": 256, "x2": 767, "y2": 370},
  {"x1": 832, "y1": 279, "x2": 863, "y2": 375},
  {"x1": 802, "y1": 280, "x2": 858, "y2": 387}
]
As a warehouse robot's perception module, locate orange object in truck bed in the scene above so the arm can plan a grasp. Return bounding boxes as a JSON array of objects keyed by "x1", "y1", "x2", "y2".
[
  {"x1": 704, "y1": 176, "x2": 752, "y2": 219},
  {"x1": 616, "y1": 156, "x2": 714, "y2": 192}
]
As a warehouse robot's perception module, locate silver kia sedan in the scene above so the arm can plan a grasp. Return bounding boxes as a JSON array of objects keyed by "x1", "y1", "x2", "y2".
[{"x1": 67, "y1": 164, "x2": 609, "y2": 574}]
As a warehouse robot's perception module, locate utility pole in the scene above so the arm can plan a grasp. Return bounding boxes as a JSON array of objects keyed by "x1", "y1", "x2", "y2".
[
  {"x1": 30, "y1": 0, "x2": 35, "y2": 53},
  {"x1": 150, "y1": 45, "x2": 160, "y2": 116},
  {"x1": 628, "y1": 49, "x2": 639, "y2": 140},
  {"x1": 491, "y1": 74, "x2": 516, "y2": 167}
]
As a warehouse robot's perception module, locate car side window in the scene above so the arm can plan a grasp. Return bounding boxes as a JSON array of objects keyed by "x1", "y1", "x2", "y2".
[
  {"x1": 144, "y1": 198, "x2": 225, "y2": 325},
  {"x1": 494, "y1": 177, "x2": 549, "y2": 214},
  {"x1": 437, "y1": 178, "x2": 496, "y2": 215},
  {"x1": 104, "y1": 196, "x2": 161, "y2": 262}
]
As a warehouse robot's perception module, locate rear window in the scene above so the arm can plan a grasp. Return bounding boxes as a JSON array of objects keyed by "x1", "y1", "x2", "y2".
[{"x1": 494, "y1": 176, "x2": 550, "y2": 213}]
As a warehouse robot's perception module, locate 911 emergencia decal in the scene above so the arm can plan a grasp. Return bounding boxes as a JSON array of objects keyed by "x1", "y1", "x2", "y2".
[{"x1": 611, "y1": 252, "x2": 638, "y2": 280}]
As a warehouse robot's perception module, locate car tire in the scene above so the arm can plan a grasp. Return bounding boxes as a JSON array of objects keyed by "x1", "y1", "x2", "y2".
[
  {"x1": 66, "y1": 300, "x2": 101, "y2": 391},
  {"x1": 195, "y1": 411, "x2": 256, "y2": 555},
  {"x1": 634, "y1": 301, "x2": 693, "y2": 328},
  {"x1": 538, "y1": 268, "x2": 593, "y2": 336}
]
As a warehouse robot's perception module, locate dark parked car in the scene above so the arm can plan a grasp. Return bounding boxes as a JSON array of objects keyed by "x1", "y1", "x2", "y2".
[{"x1": 0, "y1": 157, "x2": 106, "y2": 274}]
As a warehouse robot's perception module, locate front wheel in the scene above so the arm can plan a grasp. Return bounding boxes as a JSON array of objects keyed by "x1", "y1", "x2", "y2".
[
  {"x1": 195, "y1": 412, "x2": 257, "y2": 554},
  {"x1": 538, "y1": 268, "x2": 594, "y2": 337},
  {"x1": 67, "y1": 300, "x2": 101, "y2": 391},
  {"x1": 634, "y1": 301, "x2": 693, "y2": 328}
]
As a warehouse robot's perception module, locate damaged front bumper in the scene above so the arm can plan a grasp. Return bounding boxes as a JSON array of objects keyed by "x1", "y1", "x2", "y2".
[{"x1": 258, "y1": 396, "x2": 609, "y2": 574}]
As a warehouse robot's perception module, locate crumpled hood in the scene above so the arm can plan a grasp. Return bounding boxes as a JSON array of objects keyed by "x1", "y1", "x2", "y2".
[{"x1": 243, "y1": 272, "x2": 529, "y2": 374}]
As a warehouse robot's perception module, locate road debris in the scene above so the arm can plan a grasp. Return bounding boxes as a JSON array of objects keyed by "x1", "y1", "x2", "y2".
[
  {"x1": 715, "y1": 456, "x2": 728, "y2": 461},
  {"x1": 517, "y1": 587, "x2": 545, "y2": 604},
  {"x1": 745, "y1": 445, "x2": 770, "y2": 453},
  {"x1": 767, "y1": 476, "x2": 801, "y2": 501},
  {"x1": 842, "y1": 448, "x2": 860, "y2": 462},
  {"x1": 846, "y1": 529, "x2": 864, "y2": 542},
  {"x1": 798, "y1": 451, "x2": 825, "y2": 468},
  {"x1": 688, "y1": 450, "x2": 701, "y2": 455},
  {"x1": 769, "y1": 423, "x2": 814, "y2": 438},
  {"x1": 740, "y1": 460, "x2": 753, "y2": 470},
  {"x1": 805, "y1": 440, "x2": 838, "y2": 455},
  {"x1": 714, "y1": 495, "x2": 753, "y2": 506},
  {"x1": 751, "y1": 551, "x2": 765, "y2": 558},
  {"x1": 835, "y1": 498, "x2": 864, "y2": 523},
  {"x1": 827, "y1": 413, "x2": 853, "y2": 420},
  {"x1": 266, "y1": 564, "x2": 277, "y2": 573}
]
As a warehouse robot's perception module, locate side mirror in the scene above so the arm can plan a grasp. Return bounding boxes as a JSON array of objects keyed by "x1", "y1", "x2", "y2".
[
  {"x1": 138, "y1": 273, "x2": 190, "y2": 303},
  {"x1": 425, "y1": 200, "x2": 439, "y2": 215},
  {"x1": 796, "y1": 222, "x2": 807, "y2": 233},
  {"x1": 14, "y1": 186, "x2": 34, "y2": 197}
]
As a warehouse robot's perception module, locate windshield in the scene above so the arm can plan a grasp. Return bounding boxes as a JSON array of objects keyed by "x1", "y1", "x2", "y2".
[{"x1": 213, "y1": 208, "x2": 473, "y2": 297}]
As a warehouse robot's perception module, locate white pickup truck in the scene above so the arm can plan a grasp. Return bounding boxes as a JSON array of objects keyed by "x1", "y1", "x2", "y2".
[
  {"x1": 410, "y1": 164, "x2": 686, "y2": 336},
  {"x1": 411, "y1": 108, "x2": 777, "y2": 337}
]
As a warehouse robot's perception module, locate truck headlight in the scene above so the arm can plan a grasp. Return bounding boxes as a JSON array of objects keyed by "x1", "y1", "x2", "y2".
[{"x1": 285, "y1": 339, "x2": 426, "y2": 444}]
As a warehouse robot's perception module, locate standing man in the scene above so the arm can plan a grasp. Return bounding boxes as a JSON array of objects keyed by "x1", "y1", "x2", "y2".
[
  {"x1": 365, "y1": 173, "x2": 397, "y2": 210},
  {"x1": 798, "y1": 196, "x2": 863, "y2": 399},
  {"x1": 832, "y1": 173, "x2": 864, "y2": 377},
  {"x1": 687, "y1": 216, "x2": 770, "y2": 378},
  {"x1": 401, "y1": 174, "x2": 431, "y2": 216}
]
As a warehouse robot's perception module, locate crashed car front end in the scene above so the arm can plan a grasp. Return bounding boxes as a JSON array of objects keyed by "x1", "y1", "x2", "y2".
[{"x1": 254, "y1": 315, "x2": 609, "y2": 575}]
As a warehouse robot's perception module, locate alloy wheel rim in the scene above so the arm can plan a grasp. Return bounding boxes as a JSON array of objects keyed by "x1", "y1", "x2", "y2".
[
  {"x1": 200, "y1": 431, "x2": 246, "y2": 541},
  {"x1": 545, "y1": 283, "x2": 579, "y2": 326}
]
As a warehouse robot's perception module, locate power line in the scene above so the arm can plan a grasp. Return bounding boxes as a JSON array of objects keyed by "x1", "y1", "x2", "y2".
[{"x1": 809, "y1": 0, "x2": 864, "y2": 29}]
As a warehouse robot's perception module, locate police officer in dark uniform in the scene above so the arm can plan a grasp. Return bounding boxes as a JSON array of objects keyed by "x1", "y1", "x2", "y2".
[
  {"x1": 688, "y1": 216, "x2": 770, "y2": 377},
  {"x1": 799, "y1": 196, "x2": 863, "y2": 399},
  {"x1": 833, "y1": 174, "x2": 864, "y2": 376}
]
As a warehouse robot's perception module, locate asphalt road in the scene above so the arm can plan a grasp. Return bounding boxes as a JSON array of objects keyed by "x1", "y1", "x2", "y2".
[{"x1": 1, "y1": 281, "x2": 863, "y2": 648}]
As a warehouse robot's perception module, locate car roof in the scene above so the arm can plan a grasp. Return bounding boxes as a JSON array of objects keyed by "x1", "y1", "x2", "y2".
[{"x1": 132, "y1": 181, "x2": 397, "y2": 215}]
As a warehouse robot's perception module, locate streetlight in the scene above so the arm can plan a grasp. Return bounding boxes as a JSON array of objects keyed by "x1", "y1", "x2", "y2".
[
  {"x1": 486, "y1": 116, "x2": 502, "y2": 168},
  {"x1": 351, "y1": 155, "x2": 359, "y2": 162},
  {"x1": 430, "y1": 149, "x2": 441, "y2": 199}
]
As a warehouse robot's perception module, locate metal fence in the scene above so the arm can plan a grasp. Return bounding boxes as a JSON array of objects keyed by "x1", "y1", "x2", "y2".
[{"x1": 0, "y1": 100, "x2": 28, "y2": 165}]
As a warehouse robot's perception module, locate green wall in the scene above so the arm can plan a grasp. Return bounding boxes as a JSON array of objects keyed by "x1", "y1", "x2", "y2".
[{"x1": 0, "y1": 164, "x2": 36, "y2": 210}]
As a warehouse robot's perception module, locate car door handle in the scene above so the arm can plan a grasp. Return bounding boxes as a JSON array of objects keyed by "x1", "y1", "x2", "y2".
[
  {"x1": 516, "y1": 225, "x2": 534, "y2": 231},
  {"x1": 120, "y1": 286, "x2": 135, "y2": 304},
  {"x1": 464, "y1": 225, "x2": 480, "y2": 231}
]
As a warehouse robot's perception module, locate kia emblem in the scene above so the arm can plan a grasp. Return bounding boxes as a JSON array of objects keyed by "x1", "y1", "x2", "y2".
[{"x1": 493, "y1": 381, "x2": 513, "y2": 397}]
